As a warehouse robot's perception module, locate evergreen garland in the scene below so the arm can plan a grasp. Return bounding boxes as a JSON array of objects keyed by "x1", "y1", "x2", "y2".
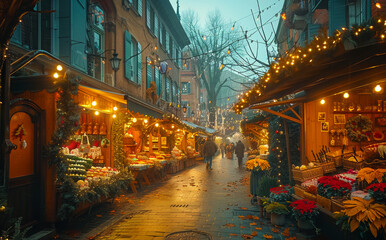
[
  {"x1": 267, "y1": 105, "x2": 301, "y2": 185},
  {"x1": 112, "y1": 112, "x2": 130, "y2": 169}
]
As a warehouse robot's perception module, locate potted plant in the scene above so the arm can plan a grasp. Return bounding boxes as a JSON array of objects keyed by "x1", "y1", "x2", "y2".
[
  {"x1": 290, "y1": 199, "x2": 320, "y2": 233},
  {"x1": 269, "y1": 185, "x2": 293, "y2": 203},
  {"x1": 265, "y1": 202, "x2": 290, "y2": 226},
  {"x1": 246, "y1": 158, "x2": 271, "y2": 205},
  {"x1": 334, "y1": 197, "x2": 386, "y2": 239},
  {"x1": 366, "y1": 183, "x2": 386, "y2": 204}
]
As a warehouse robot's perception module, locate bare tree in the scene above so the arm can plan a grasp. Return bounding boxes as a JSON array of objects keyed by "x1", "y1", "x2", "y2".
[{"x1": 182, "y1": 10, "x2": 243, "y2": 127}]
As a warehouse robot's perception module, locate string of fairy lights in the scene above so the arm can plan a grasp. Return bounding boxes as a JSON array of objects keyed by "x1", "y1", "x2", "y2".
[{"x1": 233, "y1": 13, "x2": 386, "y2": 114}]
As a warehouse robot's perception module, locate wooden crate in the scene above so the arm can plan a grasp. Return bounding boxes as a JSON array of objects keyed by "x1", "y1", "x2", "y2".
[
  {"x1": 292, "y1": 166, "x2": 323, "y2": 182},
  {"x1": 294, "y1": 185, "x2": 306, "y2": 198},
  {"x1": 304, "y1": 191, "x2": 317, "y2": 202},
  {"x1": 322, "y1": 162, "x2": 336, "y2": 174},
  {"x1": 317, "y1": 194, "x2": 332, "y2": 211},
  {"x1": 331, "y1": 198, "x2": 345, "y2": 212},
  {"x1": 342, "y1": 160, "x2": 363, "y2": 170},
  {"x1": 326, "y1": 155, "x2": 343, "y2": 167}
]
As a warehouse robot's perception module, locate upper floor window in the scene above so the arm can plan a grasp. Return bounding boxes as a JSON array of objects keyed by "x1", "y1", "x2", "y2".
[
  {"x1": 124, "y1": 31, "x2": 142, "y2": 84},
  {"x1": 88, "y1": 4, "x2": 105, "y2": 81},
  {"x1": 347, "y1": 0, "x2": 361, "y2": 27},
  {"x1": 181, "y1": 82, "x2": 191, "y2": 94},
  {"x1": 123, "y1": 0, "x2": 142, "y2": 16},
  {"x1": 11, "y1": 5, "x2": 39, "y2": 50}
]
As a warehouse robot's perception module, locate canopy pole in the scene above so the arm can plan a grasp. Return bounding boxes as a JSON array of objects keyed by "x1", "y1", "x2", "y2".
[{"x1": 283, "y1": 120, "x2": 293, "y2": 184}]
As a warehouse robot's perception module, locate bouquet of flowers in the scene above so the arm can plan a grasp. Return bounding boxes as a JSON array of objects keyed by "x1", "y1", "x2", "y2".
[
  {"x1": 290, "y1": 199, "x2": 319, "y2": 222},
  {"x1": 246, "y1": 158, "x2": 270, "y2": 171},
  {"x1": 317, "y1": 176, "x2": 352, "y2": 198},
  {"x1": 269, "y1": 185, "x2": 293, "y2": 202},
  {"x1": 366, "y1": 183, "x2": 386, "y2": 203}
]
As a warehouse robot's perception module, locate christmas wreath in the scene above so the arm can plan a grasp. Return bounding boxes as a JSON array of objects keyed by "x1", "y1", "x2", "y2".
[{"x1": 345, "y1": 115, "x2": 372, "y2": 142}]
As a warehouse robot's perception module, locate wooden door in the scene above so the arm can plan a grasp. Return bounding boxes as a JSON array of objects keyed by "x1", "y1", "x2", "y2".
[{"x1": 8, "y1": 100, "x2": 44, "y2": 226}]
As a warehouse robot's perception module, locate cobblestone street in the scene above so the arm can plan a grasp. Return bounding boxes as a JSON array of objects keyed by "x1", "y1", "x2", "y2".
[{"x1": 58, "y1": 155, "x2": 297, "y2": 240}]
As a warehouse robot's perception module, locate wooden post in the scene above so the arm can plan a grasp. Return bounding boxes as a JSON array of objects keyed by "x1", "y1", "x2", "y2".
[
  {"x1": 300, "y1": 103, "x2": 306, "y2": 164},
  {"x1": 283, "y1": 119, "x2": 292, "y2": 183}
]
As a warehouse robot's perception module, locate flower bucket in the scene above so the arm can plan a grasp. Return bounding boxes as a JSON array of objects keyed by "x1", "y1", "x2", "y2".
[
  {"x1": 270, "y1": 213, "x2": 286, "y2": 226},
  {"x1": 297, "y1": 219, "x2": 314, "y2": 231}
]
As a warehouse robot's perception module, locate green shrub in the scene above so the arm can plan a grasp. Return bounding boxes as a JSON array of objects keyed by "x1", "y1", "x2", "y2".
[
  {"x1": 265, "y1": 202, "x2": 290, "y2": 215},
  {"x1": 257, "y1": 176, "x2": 278, "y2": 197}
]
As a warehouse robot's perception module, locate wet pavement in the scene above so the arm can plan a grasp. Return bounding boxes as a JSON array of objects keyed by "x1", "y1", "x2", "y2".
[{"x1": 57, "y1": 155, "x2": 298, "y2": 240}]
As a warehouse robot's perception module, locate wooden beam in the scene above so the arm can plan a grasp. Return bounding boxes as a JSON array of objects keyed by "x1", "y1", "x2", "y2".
[
  {"x1": 288, "y1": 105, "x2": 302, "y2": 122},
  {"x1": 250, "y1": 97, "x2": 306, "y2": 109},
  {"x1": 261, "y1": 107, "x2": 303, "y2": 124}
]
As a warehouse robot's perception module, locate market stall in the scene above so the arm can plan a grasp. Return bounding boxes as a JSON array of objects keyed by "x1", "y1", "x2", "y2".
[{"x1": 234, "y1": 17, "x2": 386, "y2": 239}]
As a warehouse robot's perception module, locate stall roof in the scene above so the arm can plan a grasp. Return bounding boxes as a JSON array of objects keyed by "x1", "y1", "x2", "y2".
[
  {"x1": 125, "y1": 95, "x2": 164, "y2": 119},
  {"x1": 78, "y1": 85, "x2": 127, "y2": 105},
  {"x1": 182, "y1": 120, "x2": 217, "y2": 135},
  {"x1": 248, "y1": 42, "x2": 386, "y2": 107}
]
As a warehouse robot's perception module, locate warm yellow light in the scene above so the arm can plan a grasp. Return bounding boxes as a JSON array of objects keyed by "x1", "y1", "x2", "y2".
[
  {"x1": 220, "y1": 64, "x2": 224, "y2": 70},
  {"x1": 56, "y1": 65, "x2": 63, "y2": 71},
  {"x1": 92, "y1": 101, "x2": 97, "y2": 106},
  {"x1": 112, "y1": 114, "x2": 117, "y2": 118},
  {"x1": 381, "y1": 34, "x2": 385, "y2": 39},
  {"x1": 154, "y1": 46, "x2": 158, "y2": 51},
  {"x1": 320, "y1": 99, "x2": 326, "y2": 104},
  {"x1": 281, "y1": 13, "x2": 286, "y2": 20},
  {"x1": 53, "y1": 73, "x2": 59, "y2": 78},
  {"x1": 308, "y1": 48, "x2": 312, "y2": 52},
  {"x1": 132, "y1": 118, "x2": 137, "y2": 123},
  {"x1": 144, "y1": 119, "x2": 148, "y2": 124},
  {"x1": 343, "y1": 92, "x2": 349, "y2": 99},
  {"x1": 227, "y1": 48, "x2": 231, "y2": 55},
  {"x1": 155, "y1": 123, "x2": 159, "y2": 127},
  {"x1": 171, "y1": 125, "x2": 175, "y2": 129},
  {"x1": 376, "y1": 3, "x2": 381, "y2": 9},
  {"x1": 375, "y1": 85, "x2": 382, "y2": 92},
  {"x1": 95, "y1": 111, "x2": 99, "y2": 116},
  {"x1": 113, "y1": 106, "x2": 118, "y2": 111}
]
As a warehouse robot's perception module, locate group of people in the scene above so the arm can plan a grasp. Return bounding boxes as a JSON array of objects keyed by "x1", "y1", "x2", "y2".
[{"x1": 202, "y1": 137, "x2": 245, "y2": 170}]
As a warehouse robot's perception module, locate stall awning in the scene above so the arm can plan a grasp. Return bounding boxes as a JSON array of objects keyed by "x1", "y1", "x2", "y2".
[
  {"x1": 247, "y1": 42, "x2": 386, "y2": 107},
  {"x1": 125, "y1": 95, "x2": 163, "y2": 119},
  {"x1": 182, "y1": 120, "x2": 217, "y2": 135},
  {"x1": 78, "y1": 85, "x2": 127, "y2": 105}
]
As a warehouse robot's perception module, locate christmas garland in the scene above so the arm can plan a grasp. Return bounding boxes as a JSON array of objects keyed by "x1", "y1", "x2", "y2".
[{"x1": 345, "y1": 115, "x2": 372, "y2": 142}]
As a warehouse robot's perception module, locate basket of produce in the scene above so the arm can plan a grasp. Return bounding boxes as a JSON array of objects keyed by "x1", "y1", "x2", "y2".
[{"x1": 292, "y1": 165, "x2": 323, "y2": 182}]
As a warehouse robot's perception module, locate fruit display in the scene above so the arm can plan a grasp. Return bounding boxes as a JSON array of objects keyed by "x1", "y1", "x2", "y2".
[
  {"x1": 86, "y1": 166, "x2": 119, "y2": 181},
  {"x1": 66, "y1": 155, "x2": 93, "y2": 181}
]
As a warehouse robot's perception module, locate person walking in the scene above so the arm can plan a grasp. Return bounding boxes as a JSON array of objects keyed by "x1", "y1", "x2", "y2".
[
  {"x1": 230, "y1": 142, "x2": 235, "y2": 159},
  {"x1": 226, "y1": 143, "x2": 232, "y2": 159},
  {"x1": 235, "y1": 140, "x2": 245, "y2": 167},
  {"x1": 220, "y1": 142, "x2": 226, "y2": 158},
  {"x1": 203, "y1": 136, "x2": 218, "y2": 170}
]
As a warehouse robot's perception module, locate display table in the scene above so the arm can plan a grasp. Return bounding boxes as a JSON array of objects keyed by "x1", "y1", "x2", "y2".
[{"x1": 128, "y1": 164, "x2": 152, "y2": 193}]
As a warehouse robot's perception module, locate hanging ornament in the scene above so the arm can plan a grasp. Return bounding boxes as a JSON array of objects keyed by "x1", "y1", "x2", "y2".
[
  {"x1": 275, "y1": 130, "x2": 279, "y2": 134},
  {"x1": 280, "y1": 131, "x2": 283, "y2": 135},
  {"x1": 22, "y1": 140, "x2": 28, "y2": 149}
]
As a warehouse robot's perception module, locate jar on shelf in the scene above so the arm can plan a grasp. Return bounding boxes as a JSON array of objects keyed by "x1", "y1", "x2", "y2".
[{"x1": 378, "y1": 100, "x2": 383, "y2": 112}]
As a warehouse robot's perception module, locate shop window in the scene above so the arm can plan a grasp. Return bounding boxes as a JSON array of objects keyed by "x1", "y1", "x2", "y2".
[{"x1": 182, "y1": 82, "x2": 191, "y2": 94}]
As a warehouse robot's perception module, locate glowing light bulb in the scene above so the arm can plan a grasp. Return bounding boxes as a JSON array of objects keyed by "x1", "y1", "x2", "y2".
[
  {"x1": 171, "y1": 125, "x2": 175, "y2": 129},
  {"x1": 112, "y1": 114, "x2": 117, "y2": 118},
  {"x1": 375, "y1": 85, "x2": 382, "y2": 92},
  {"x1": 53, "y1": 73, "x2": 59, "y2": 78},
  {"x1": 132, "y1": 118, "x2": 137, "y2": 123},
  {"x1": 343, "y1": 92, "x2": 349, "y2": 99},
  {"x1": 320, "y1": 99, "x2": 326, "y2": 104},
  {"x1": 56, "y1": 65, "x2": 63, "y2": 71},
  {"x1": 155, "y1": 123, "x2": 159, "y2": 127},
  {"x1": 376, "y1": 3, "x2": 381, "y2": 9},
  {"x1": 144, "y1": 119, "x2": 148, "y2": 124},
  {"x1": 92, "y1": 101, "x2": 97, "y2": 106},
  {"x1": 113, "y1": 106, "x2": 118, "y2": 111},
  {"x1": 95, "y1": 111, "x2": 99, "y2": 116}
]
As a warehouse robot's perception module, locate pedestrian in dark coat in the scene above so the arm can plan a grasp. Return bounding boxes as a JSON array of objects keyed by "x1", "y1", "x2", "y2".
[
  {"x1": 235, "y1": 140, "x2": 245, "y2": 167},
  {"x1": 203, "y1": 136, "x2": 218, "y2": 170}
]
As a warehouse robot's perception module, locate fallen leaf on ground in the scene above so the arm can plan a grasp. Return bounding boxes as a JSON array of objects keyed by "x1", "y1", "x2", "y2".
[
  {"x1": 139, "y1": 201, "x2": 144, "y2": 203},
  {"x1": 241, "y1": 234, "x2": 254, "y2": 239},
  {"x1": 240, "y1": 226, "x2": 246, "y2": 229},
  {"x1": 238, "y1": 215, "x2": 245, "y2": 219},
  {"x1": 263, "y1": 234, "x2": 273, "y2": 239},
  {"x1": 272, "y1": 228, "x2": 279, "y2": 233},
  {"x1": 253, "y1": 216, "x2": 259, "y2": 220},
  {"x1": 250, "y1": 222, "x2": 257, "y2": 226},
  {"x1": 96, "y1": 214, "x2": 102, "y2": 217},
  {"x1": 241, "y1": 207, "x2": 248, "y2": 210},
  {"x1": 246, "y1": 215, "x2": 253, "y2": 219},
  {"x1": 226, "y1": 194, "x2": 231, "y2": 196},
  {"x1": 286, "y1": 237, "x2": 296, "y2": 240},
  {"x1": 223, "y1": 223, "x2": 236, "y2": 228},
  {"x1": 251, "y1": 231, "x2": 257, "y2": 236},
  {"x1": 255, "y1": 227, "x2": 262, "y2": 230},
  {"x1": 281, "y1": 228, "x2": 290, "y2": 237},
  {"x1": 226, "y1": 208, "x2": 230, "y2": 210},
  {"x1": 229, "y1": 233, "x2": 238, "y2": 236}
]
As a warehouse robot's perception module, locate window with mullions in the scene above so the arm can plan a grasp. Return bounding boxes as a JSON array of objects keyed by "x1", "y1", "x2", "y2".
[
  {"x1": 182, "y1": 101, "x2": 191, "y2": 117},
  {"x1": 155, "y1": 69, "x2": 162, "y2": 97},
  {"x1": 347, "y1": 0, "x2": 361, "y2": 27},
  {"x1": 146, "y1": 57, "x2": 153, "y2": 89},
  {"x1": 165, "y1": 77, "x2": 171, "y2": 102},
  {"x1": 181, "y1": 82, "x2": 191, "y2": 94},
  {"x1": 124, "y1": 31, "x2": 142, "y2": 84},
  {"x1": 171, "y1": 81, "x2": 176, "y2": 104},
  {"x1": 89, "y1": 4, "x2": 105, "y2": 81}
]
